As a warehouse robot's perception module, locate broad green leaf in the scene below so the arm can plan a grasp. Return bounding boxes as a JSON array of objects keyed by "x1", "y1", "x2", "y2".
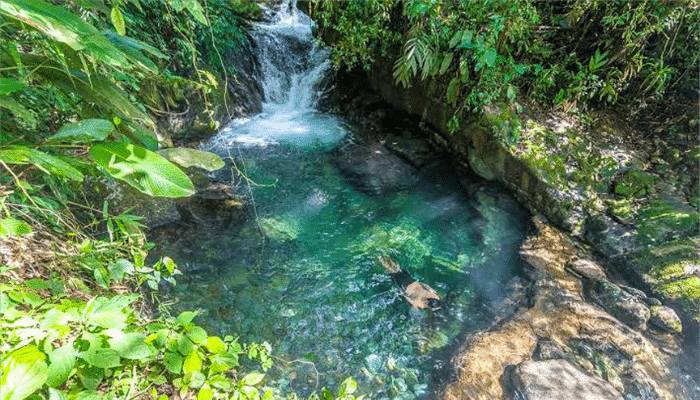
[
  {"x1": 0, "y1": 145, "x2": 83, "y2": 181},
  {"x1": 80, "y1": 347, "x2": 120, "y2": 369},
  {"x1": 102, "y1": 31, "x2": 166, "y2": 74},
  {"x1": 0, "y1": 345, "x2": 48, "y2": 400},
  {"x1": 0, "y1": 78, "x2": 24, "y2": 95},
  {"x1": 183, "y1": 351, "x2": 202, "y2": 374},
  {"x1": 176, "y1": 311, "x2": 197, "y2": 327},
  {"x1": 40, "y1": 308, "x2": 73, "y2": 329},
  {"x1": 46, "y1": 344, "x2": 76, "y2": 388},
  {"x1": 188, "y1": 371, "x2": 206, "y2": 388},
  {"x1": 188, "y1": 326, "x2": 207, "y2": 344},
  {"x1": 439, "y1": 52, "x2": 453, "y2": 75},
  {"x1": 76, "y1": 365, "x2": 103, "y2": 392},
  {"x1": 204, "y1": 337, "x2": 226, "y2": 354},
  {"x1": 48, "y1": 119, "x2": 113, "y2": 143},
  {"x1": 82, "y1": 295, "x2": 135, "y2": 330},
  {"x1": 164, "y1": 351, "x2": 183, "y2": 374},
  {"x1": 108, "y1": 333, "x2": 155, "y2": 360},
  {"x1": 448, "y1": 30, "x2": 462, "y2": 48},
  {"x1": 0, "y1": 218, "x2": 32, "y2": 238},
  {"x1": 0, "y1": 0, "x2": 131, "y2": 70},
  {"x1": 241, "y1": 371, "x2": 265, "y2": 386},
  {"x1": 108, "y1": 258, "x2": 134, "y2": 283},
  {"x1": 197, "y1": 388, "x2": 213, "y2": 400},
  {"x1": 110, "y1": 6, "x2": 125, "y2": 35},
  {"x1": 24, "y1": 56, "x2": 158, "y2": 146},
  {"x1": 90, "y1": 142, "x2": 195, "y2": 198},
  {"x1": 157, "y1": 148, "x2": 225, "y2": 171},
  {"x1": 177, "y1": 333, "x2": 194, "y2": 356}
]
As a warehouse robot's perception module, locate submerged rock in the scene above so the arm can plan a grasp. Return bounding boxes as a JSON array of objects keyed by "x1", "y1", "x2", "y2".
[
  {"x1": 332, "y1": 141, "x2": 416, "y2": 196},
  {"x1": 504, "y1": 359, "x2": 624, "y2": 400}
]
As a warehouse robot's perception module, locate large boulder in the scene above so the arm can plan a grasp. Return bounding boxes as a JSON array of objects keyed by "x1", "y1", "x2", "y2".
[{"x1": 504, "y1": 360, "x2": 624, "y2": 400}]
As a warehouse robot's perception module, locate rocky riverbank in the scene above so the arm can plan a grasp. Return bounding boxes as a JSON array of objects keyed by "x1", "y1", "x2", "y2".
[{"x1": 318, "y1": 66, "x2": 699, "y2": 398}]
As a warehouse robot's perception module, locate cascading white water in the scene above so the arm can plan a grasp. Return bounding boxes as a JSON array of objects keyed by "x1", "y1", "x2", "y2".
[{"x1": 209, "y1": 1, "x2": 344, "y2": 149}]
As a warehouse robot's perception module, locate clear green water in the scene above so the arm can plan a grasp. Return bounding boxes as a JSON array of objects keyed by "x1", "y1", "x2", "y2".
[{"x1": 161, "y1": 132, "x2": 530, "y2": 398}]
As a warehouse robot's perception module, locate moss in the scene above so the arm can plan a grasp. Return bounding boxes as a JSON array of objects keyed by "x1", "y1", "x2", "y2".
[
  {"x1": 629, "y1": 237, "x2": 698, "y2": 278},
  {"x1": 636, "y1": 199, "x2": 700, "y2": 245},
  {"x1": 605, "y1": 198, "x2": 636, "y2": 224},
  {"x1": 614, "y1": 171, "x2": 659, "y2": 197},
  {"x1": 656, "y1": 277, "x2": 700, "y2": 300}
]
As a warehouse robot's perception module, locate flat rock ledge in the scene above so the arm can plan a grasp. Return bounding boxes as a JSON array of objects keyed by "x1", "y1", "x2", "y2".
[
  {"x1": 504, "y1": 359, "x2": 624, "y2": 400},
  {"x1": 438, "y1": 219, "x2": 692, "y2": 400}
]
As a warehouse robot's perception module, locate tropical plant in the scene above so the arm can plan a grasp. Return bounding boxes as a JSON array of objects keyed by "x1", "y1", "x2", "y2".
[{"x1": 309, "y1": 0, "x2": 700, "y2": 131}]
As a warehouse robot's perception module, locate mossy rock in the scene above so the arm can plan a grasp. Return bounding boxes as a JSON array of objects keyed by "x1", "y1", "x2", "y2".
[
  {"x1": 636, "y1": 199, "x2": 700, "y2": 245},
  {"x1": 258, "y1": 216, "x2": 299, "y2": 242},
  {"x1": 614, "y1": 171, "x2": 658, "y2": 197}
]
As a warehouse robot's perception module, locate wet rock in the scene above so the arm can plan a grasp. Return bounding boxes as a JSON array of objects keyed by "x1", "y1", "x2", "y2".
[
  {"x1": 178, "y1": 182, "x2": 245, "y2": 227},
  {"x1": 384, "y1": 135, "x2": 437, "y2": 169},
  {"x1": 332, "y1": 141, "x2": 416, "y2": 196},
  {"x1": 566, "y1": 258, "x2": 607, "y2": 281},
  {"x1": 504, "y1": 359, "x2": 624, "y2": 400},
  {"x1": 440, "y1": 222, "x2": 682, "y2": 400},
  {"x1": 649, "y1": 305, "x2": 683, "y2": 333},
  {"x1": 591, "y1": 280, "x2": 651, "y2": 331}
]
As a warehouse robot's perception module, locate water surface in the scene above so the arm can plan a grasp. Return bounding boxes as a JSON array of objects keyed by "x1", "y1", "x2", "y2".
[{"x1": 160, "y1": 4, "x2": 530, "y2": 398}]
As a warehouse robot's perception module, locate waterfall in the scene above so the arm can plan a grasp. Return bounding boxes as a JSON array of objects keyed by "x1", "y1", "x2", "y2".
[{"x1": 209, "y1": 1, "x2": 342, "y2": 149}]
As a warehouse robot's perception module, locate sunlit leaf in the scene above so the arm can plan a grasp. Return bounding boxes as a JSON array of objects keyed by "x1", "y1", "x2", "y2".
[
  {"x1": 48, "y1": 119, "x2": 113, "y2": 143},
  {"x1": 90, "y1": 142, "x2": 195, "y2": 198},
  {"x1": 183, "y1": 0, "x2": 207, "y2": 25},
  {"x1": 0, "y1": 97, "x2": 36, "y2": 128},
  {"x1": 183, "y1": 351, "x2": 202, "y2": 374},
  {"x1": 110, "y1": 5, "x2": 125, "y2": 35},
  {"x1": 0, "y1": 345, "x2": 48, "y2": 400},
  {"x1": 241, "y1": 371, "x2": 265, "y2": 386},
  {"x1": 188, "y1": 326, "x2": 207, "y2": 344},
  {"x1": 0, "y1": 0, "x2": 131, "y2": 70},
  {"x1": 0, "y1": 218, "x2": 32, "y2": 238},
  {"x1": 157, "y1": 148, "x2": 225, "y2": 171},
  {"x1": 0, "y1": 145, "x2": 83, "y2": 182},
  {"x1": 46, "y1": 344, "x2": 76, "y2": 388},
  {"x1": 204, "y1": 336, "x2": 226, "y2": 354},
  {"x1": 108, "y1": 333, "x2": 155, "y2": 360},
  {"x1": 176, "y1": 311, "x2": 197, "y2": 327}
]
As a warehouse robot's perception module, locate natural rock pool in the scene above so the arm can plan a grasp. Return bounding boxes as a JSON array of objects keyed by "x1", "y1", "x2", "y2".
[{"x1": 155, "y1": 5, "x2": 531, "y2": 398}]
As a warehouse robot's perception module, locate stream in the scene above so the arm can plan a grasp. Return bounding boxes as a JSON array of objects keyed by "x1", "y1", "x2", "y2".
[{"x1": 158, "y1": 4, "x2": 531, "y2": 398}]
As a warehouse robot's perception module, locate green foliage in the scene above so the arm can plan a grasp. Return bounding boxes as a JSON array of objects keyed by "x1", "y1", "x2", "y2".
[
  {"x1": 311, "y1": 0, "x2": 699, "y2": 129},
  {"x1": 90, "y1": 142, "x2": 195, "y2": 198},
  {"x1": 157, "y1": 147, "x2": 225, "y2": 171},
  {"x1": 308, "y1": 0, "x2": 399, "y2": 71},
  {"x1": 0, "y1": 284, "x2": 275, "y2": 400}
]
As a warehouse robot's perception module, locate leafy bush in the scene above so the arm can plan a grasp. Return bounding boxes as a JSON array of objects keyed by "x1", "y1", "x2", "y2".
[{"x1": 309, "y1": 0, "x2": 699, "y2": 130}]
